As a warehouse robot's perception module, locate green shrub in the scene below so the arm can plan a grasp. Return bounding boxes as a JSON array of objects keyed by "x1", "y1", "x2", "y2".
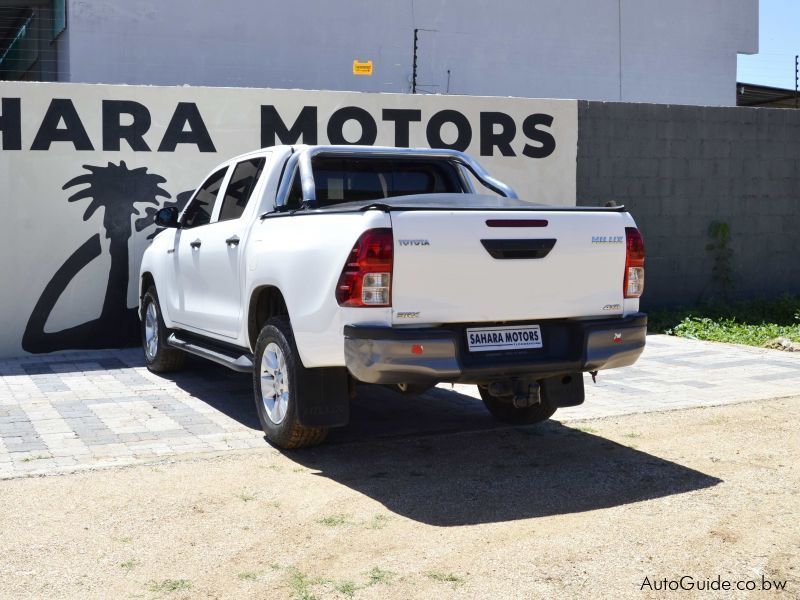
[{"x1": 648, "y1": 296, "x2": 800, "y2": 346}]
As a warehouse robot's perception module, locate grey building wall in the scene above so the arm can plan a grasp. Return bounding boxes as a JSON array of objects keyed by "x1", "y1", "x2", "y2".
[
  {"x1": 59, "y1": 0, "x2": 758, "y2": 106},
  {"x1": 577, "y1": 101, "x2": 800, "y2": 309}
]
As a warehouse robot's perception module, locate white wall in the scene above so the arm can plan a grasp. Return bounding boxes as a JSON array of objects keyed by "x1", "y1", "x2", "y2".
[{"x1": 60, "y1": 0, "x2": 758, "y2": 106}]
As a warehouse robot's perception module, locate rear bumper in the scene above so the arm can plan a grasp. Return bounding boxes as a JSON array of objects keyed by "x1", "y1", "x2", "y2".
[{"x1": 343, "y1": 313, "x2": 647, "y2": 385}]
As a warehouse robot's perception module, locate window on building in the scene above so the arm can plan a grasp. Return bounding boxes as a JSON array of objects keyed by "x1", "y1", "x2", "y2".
[{"x1": 0, "y1": 1, "x2": 64, "y2": 81}]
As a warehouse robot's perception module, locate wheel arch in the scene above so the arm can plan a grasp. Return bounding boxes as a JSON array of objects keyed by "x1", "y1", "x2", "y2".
[
  {"x1": 248, "y1": 285, "x2": 289, "y2": 351},
  {"x1": 139, "y1": 272, "x2": 155, "y2": 316}
]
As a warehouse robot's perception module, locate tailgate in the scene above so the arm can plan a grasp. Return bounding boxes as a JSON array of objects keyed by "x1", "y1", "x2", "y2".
[{"x1": 390, "y1": 209, "x2": 629, "y2": 325}]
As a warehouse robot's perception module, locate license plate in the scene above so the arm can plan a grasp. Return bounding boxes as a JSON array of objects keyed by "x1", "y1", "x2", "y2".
[{"x1": 466, "y1": 325, "x2": 543, "y2": 352}]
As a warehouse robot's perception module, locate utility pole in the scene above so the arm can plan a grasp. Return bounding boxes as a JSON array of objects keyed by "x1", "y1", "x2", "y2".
[
  {"x1": 412, "y1": 29, "x2": 419, "y2": 94},
  {"x1": 795, "y1": 55, "x2": 798, "y2": 109}
]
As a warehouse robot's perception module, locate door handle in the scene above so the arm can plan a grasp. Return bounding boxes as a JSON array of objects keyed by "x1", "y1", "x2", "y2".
[
  {"x1": 225, "y1": 235, "x2": 240, "y2": 247},
  {"x1": 190, "y1": 239, "x2": 202, "y2": 249}
]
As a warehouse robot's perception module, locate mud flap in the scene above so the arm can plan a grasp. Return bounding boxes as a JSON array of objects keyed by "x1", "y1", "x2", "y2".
[
  {"x1": 296, "y1": 367, "x2": 351, "y2": 428},
  {"x1": 540, "y1": 373, "x2": 585, "y2": 408}
]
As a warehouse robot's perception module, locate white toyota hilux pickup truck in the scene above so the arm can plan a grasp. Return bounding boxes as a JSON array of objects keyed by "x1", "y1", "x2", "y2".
[{"x1": 139, "y1": 145, "x2": 647, "y2": 448}]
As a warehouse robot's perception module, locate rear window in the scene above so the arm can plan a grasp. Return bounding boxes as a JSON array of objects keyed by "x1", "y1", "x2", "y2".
[{"x1": 308, "y1": 157, "x2": 465, "y2": 206}]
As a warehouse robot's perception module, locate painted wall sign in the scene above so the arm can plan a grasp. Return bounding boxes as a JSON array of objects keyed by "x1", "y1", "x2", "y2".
[
  {"x1": 0, "y1": 81, "x2": 577, "y2": 358},
  {"x1": 352, "y1": 60, "x2": 373, "y2": 76}
]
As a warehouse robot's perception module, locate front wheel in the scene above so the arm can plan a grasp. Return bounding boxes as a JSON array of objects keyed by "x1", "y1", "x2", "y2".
[
  {"x1": 478, "y1": 385, "x2": 557, "y2": 425},
  {"x1": 253, "y1": 316, "x2": 328, "y2": 449},
  {"x1": 141, "y1": 286, "x2": 185, "y2": 373}
]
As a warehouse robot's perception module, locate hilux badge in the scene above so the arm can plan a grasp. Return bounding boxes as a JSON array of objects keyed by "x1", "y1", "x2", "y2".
[{"x1": 592, "y1": 235, "x2": 624, "y2": 244}]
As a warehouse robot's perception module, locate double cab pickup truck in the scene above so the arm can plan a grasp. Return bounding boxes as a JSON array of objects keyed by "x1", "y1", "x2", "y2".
[{"x1": 139, "y1": 145, "x2": 647, "y2": 448}]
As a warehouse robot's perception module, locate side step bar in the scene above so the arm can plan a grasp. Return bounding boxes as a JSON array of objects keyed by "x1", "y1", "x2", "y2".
[{"x1": 166, "y1": 333, "x2": 254, "y2": 373}]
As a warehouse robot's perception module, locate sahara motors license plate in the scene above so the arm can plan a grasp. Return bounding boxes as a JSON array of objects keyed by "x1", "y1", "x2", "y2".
[{"x1": 466, "y1": 325, "x2": 543, "y2": 352}]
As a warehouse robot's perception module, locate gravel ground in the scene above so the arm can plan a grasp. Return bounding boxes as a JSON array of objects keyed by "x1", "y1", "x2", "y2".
[{"x1": 0, "y1": 396, "x2": 798, "y2": 599}]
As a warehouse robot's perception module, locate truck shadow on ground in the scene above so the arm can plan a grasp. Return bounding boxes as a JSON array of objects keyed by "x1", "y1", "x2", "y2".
[
  {"x1": 165, "y1": 360, "x2": 507, "y2": 439},
  {"x1": 165, "y1": 357, "x2": 262, "y2": 430},
  {"x1": 291, "y1": 422, "x2": 722, "y2": 526},
  {"x1": 164, "y1": 362, "x2": 722, "y2": 526}
]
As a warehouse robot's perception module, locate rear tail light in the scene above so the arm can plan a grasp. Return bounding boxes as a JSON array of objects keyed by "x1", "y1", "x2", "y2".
[
  {"x1": 624, "y1": 227, "x2": 645, "y2": 298},
  {"x1": 336, "y1": 228, "x2": 393, "y2": 307}
]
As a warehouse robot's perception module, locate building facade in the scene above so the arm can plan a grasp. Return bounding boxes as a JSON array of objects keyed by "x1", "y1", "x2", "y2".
[{"x1": 2, "y1": 0, "x2": 758, "y2": 106}]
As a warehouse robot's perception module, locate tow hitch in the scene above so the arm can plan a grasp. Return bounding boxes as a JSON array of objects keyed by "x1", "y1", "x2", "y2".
[{"x1": 488, "y1": 379, "x2": 541, "y2": 408}]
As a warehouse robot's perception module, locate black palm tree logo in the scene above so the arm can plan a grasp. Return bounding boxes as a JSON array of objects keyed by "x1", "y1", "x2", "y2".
[{"x1": 22, "y1": 161, "x2": 189, "y2": 353}]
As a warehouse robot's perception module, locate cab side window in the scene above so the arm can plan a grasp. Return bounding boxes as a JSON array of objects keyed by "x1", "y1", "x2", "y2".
[
  {"x1": 218, "y1": 157, "x2": 266, "y2": 222},
  {"x1": 182, "y1": 168, "x2": 227, "y2": 228}
]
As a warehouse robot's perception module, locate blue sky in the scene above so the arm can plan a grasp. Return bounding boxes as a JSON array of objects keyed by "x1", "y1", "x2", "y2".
[{"x1": 737, "y1": 0, "x2": 800, "y2": 89}]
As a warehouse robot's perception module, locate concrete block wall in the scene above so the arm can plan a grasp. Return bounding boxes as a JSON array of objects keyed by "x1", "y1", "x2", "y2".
[{"x1": 577, "y1": 101, "x2": 800, "y2": 309}]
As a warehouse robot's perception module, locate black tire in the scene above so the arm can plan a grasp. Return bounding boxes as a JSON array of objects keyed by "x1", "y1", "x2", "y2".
[
  {"x1": 393, "y1": 382, "x2": 434, "y2": 396},
  {"x1": 253, "y1": 316, "x2": 328, "y2": 449},
  {"x1": 141, "y1": 286, "x2": 186, "y2": 373},
  {"x1": 478, "y1": 385, "x2": 558, "y2": 425}
]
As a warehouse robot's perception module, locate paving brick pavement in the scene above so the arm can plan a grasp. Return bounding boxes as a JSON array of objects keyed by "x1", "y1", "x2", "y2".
[{"x1": 0, "y1": 334, "x2": 797, "y2": 478}]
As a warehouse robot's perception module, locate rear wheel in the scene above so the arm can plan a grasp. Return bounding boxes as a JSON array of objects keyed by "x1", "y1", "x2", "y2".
[
  {"x1": 253, "y1": 316, "x2": 328, "y2": 449},
  {"x1": 478, "y1": 385, "x2": 557, "y2": 425},
  {"x1": 141, "y1": 286, "x2": 185, "y2": 373}
]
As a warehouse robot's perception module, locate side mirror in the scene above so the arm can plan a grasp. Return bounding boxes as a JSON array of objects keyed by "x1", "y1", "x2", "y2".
[{"x1": 155, "y1": 206, "x2": 180, "y2": 228}]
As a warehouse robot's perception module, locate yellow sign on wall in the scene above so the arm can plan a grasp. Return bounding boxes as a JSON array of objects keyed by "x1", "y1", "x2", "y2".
[{"x1": 353, "y1": 60, "x2": 373, "y2": 76}]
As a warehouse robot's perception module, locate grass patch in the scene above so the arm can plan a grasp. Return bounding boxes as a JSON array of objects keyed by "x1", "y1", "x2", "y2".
[
  {"x1": 237, "y1": 491, "x2": 256, "y2": 502},
  {"x1": 425, "y1": 571, "x2": 465, "y2": 588},
  {"x1": 287, "y1": 568, "x2": 328, "y2": 600},
  {"x1": 315, "y1": 513, "x2": 351, "y2": 527},
  {"x1": 20, "y1": 454, "x2": 51, "y2": 462},
  {"x1": 365, "y1": 566, "x2": 394, "y2": 586},
  {"x1": 575, "y1": 426, "x2": 598, "y2": 434},
  {"x1": 622, "y1": 432, "x2": 640, "y2": 439},
  {"x1": 120, "y1": 559, "x2": 138, "y2": 571},
  {"x1": 334, "y1": 580, "x2": 358, "y2": 597},
  {"x1": 280, "y1": 566, "x2": 391, "y2": 598},
  {"x1": 367, "y1": 514, "x2": 391, "y2": 530},
  {"x1": 147, "y1": 579, "x2": 191, "y2": 593},
  {"x1": 237, "y1": 571, "x2": 259, "y2": 581},
  {"x1": 649, "y1": 296, "x2": 800, "y2": 347}
]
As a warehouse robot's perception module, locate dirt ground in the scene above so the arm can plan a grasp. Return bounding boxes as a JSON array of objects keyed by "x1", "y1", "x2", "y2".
[{"x1": 1, "y1": 396, "x2": 798, "y2": 600}]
